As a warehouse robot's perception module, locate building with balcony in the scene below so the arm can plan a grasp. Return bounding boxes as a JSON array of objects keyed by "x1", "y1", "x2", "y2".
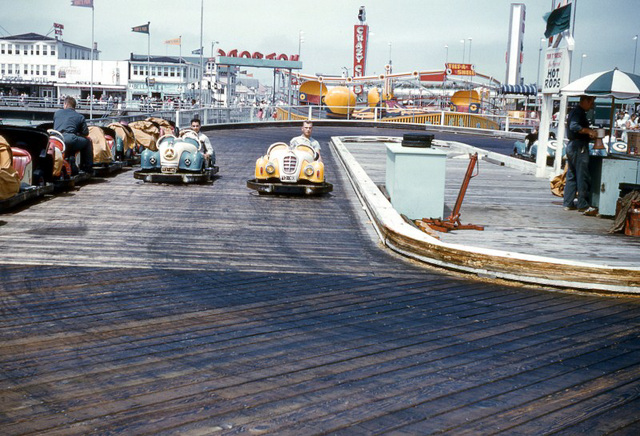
[
  {"x1": 0, "y1": 32, "x2": 273, "y2": 108},
  {"x1": 128, "y1": 54, "x2": 200, "y2": 102},
  {"x1": 0, "y1": 32, "x2": 98, "y2": 98}
]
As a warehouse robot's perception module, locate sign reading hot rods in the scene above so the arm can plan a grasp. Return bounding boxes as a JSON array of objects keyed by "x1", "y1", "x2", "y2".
[
  {"x1": 353, "y1": 25, "x2": 369, "y2": 94},
  {"x1": 542, "y1": 47, "x2": 569, "y2": 95}
]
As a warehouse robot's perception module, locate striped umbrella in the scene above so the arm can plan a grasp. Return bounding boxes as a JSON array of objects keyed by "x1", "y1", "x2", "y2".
[
  {"x1": 561, "y1": 69, "x2": 640, "y2": 148},
  {"x1": 560, "y1": 68, "x2": 640, "y2": 99}
]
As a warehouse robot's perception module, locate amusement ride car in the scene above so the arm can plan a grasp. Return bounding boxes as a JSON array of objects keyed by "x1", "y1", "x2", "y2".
[
  {"x1": 247, "y1": 141, "x2": 333, "y2": 195},
  {"x1": 0, "y1": 125, "x2": 55, "y2": 210},
  {"x1": 133, "y1": 129, "x2": 218, "y2": 183}
]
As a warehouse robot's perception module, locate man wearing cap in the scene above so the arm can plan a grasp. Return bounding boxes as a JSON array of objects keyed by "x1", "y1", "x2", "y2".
[{"x1": 563, "y1": 95, "x2": 597, "y2": 215}]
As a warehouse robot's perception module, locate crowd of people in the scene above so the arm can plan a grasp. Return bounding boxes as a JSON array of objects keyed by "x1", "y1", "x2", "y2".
[
  {"x1": 254, "y1": 100, "x2": 279, "y2": 121},
  {"x1": 615, "y1": 109, "x2": 639, "y2": 143}
]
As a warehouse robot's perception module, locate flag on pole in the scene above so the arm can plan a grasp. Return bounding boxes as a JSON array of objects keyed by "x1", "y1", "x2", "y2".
[
  {"x1": 132, "y1": 23, "x2": 150, "y2": 34},
  {"x1": 192, "y1": 47, "x2": 203, "y2": 55},
  {"x1": 71, "y1": 0, "x2": 93, "y2": 7},
  {"x1": 543, "y1": 3, "x2": 572, "y2": 39},
  {"x1": 164, "y1": 37, "x2": 181, "y2": 46}
]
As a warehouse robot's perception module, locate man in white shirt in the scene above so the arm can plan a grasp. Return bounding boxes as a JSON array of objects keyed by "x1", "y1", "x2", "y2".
[
  {"x1": 289, "y1": 121, "x2": 321, "y2": 157},
  {"x1": 190, "y1": 118, "x2": 215, "y2": 166}
]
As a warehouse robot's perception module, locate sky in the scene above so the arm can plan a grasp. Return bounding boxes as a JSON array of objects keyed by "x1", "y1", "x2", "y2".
[{"x1": 1, "y1": 0, "x2": 638, "y2": 86}]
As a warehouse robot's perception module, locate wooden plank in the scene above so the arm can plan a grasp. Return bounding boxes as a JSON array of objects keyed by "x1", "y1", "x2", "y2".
[
  {"x1": 121, "y1": 312, "x2": 640, "y2": 435},
  {"x1": 343, "y1": 136, "x2": 640, "y2": 268},
  {"x1": 3, "y1": 290, "x2": 632, "y2": 432},
  {"x1": 0, "y1": 126, "x2": 639, "y2": 435}
]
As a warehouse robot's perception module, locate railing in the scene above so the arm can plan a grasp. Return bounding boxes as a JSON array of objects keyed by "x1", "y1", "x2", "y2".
[
  {"x1": 0, "y1": 97, "x2": 535, "y2": 134},
  {"x1": 268, "y1": 105, "x2": 505, "y2": 131},
  {"x1": 0, "y1": 95, "x2": 204, "y2": 112},
  {"x1": 92, "y1": 105, "x2": 528, "y2": 133}
]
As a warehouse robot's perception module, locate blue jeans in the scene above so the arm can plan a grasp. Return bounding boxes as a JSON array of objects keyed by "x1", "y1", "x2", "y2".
[
  {"x1": 63, "y1": 134, "x2": 93, "y2": 172},
  {"x1": 563, "y1": 140, "x2": 590, "y2": 209}
]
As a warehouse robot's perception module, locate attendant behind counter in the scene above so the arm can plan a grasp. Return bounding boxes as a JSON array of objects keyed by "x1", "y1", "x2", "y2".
[{"x1": 563, "y1": 95, "x2": 597, "y2": 216}]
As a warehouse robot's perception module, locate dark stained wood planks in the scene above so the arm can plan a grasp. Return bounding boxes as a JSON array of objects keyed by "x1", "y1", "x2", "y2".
[{"x1": 0, "y1": 126, "x2": 639, "y2": 435}]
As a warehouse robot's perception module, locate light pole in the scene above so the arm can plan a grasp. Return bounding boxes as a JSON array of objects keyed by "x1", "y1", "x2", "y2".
[
  {"x1": 199, "y1": 0, "x2": 204, "y2": 105},
  {"x1": 536, "y1": 37, "x2": 545, "y2": 90},
  {"x1": 579, "y1": 53, "x2": 587, "y2": 77},
  {"x1": 210, "y1": 40, "x2": 219, "y2": 59},
  {"x1": 444, "y1": 44, "x2": 448, "y2": 65},
  {"x1": 467, "y1": 37, "x2": 472, "y2": 64},
  {"x1": 634, "y1": 35, "x2": 638, "y2": 74},
  {"x1": 298, "y1": 31, "x2": 304, "y2": 57},
  {"x1": 343, "y1": 67, "x2": 350, "y2": 118},
  {"x1": 210, "y1": 41, "x2": 219, "y2": 104},
  {"x1": 388, "y1": 42, "x2": 392, "y2": 65},
  {"x1": 460, "y1": 39, "x2": 465, "y2": 63}
]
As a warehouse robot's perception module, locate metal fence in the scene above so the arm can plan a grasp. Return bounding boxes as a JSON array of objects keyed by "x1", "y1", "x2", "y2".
[
  {"x1": 0, "y1": 96, "x2": 539, "y2": 134},
  {"x1": 0, "y1": 95, "x2": 199, "y2": 112}
]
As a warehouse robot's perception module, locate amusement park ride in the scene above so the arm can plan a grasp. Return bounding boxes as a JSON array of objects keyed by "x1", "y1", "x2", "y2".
[
  {"x1": 291, "y1": 66, "x2": 502, "y2": 119},
  {"x1": 285, "y1": 6, "x2": 509, "y2": 121}
]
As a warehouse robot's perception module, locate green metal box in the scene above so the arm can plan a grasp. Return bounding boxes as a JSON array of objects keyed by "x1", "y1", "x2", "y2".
[{"x1": 386, "y1": 142, "x2": 447, "y2": 220}]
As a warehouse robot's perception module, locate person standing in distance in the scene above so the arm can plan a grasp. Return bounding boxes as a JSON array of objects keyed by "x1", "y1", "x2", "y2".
[
  {"x1": 190, "y1": 118, "x2": 215, "y2": 166},
  {"x1": 563, "y1": 95, "x2": 597, "y2": 215},
  {"x1": 53, "y1": 96, "x2": 93, "y2": 173}
]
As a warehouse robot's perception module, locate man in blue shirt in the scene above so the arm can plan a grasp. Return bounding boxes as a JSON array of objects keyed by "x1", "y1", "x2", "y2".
[
  {"x1": 53, "y1": 96, "x2": 93, "y2": 173},
  {"x1": 563, "y1": 95, "x2": 597, "y2": 215}
]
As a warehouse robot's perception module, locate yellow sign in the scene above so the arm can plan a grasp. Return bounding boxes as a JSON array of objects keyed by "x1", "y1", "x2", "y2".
[{"x1": 445, "y1": 63, "x2": 475, "y2": 76}]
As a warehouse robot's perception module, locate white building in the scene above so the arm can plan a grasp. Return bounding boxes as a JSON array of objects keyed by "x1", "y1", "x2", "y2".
[
  {"x1": 128, "y1": 54, "x2": 200, "y2": 101},
  {"x1": 0, "y1": 32, "x2": 268, "y2": 106},
  {"x1": 56, "y1": 59, "x2": 128, "y2": 100},
  {"x1": 0, "y1": 32, "x2": 97, "y2": 98}
]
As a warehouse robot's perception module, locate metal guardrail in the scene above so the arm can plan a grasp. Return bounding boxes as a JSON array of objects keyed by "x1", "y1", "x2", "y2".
[
  {"x1": 0, "y1": 96, "x2": 539, "y2": 134},
  {"x1": 0, "y1": 96, "x2": 204, "y2": 112},
  {"x1": 272, "y1": 105, "x2": 525, "y2": 132}
]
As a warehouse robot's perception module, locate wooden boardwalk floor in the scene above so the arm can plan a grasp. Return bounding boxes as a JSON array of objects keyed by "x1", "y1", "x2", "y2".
[
  {"x1": 342, "y1": 135, "x2": 640, "y2": 268},
  {"x1": 1, "y1": 126, "x2": 639, "y2": 435}
]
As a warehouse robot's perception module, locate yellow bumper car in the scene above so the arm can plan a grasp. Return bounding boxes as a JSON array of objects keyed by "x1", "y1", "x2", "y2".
[{"x1": 247, "y1": 142, "x2": 332, "y2": 195}]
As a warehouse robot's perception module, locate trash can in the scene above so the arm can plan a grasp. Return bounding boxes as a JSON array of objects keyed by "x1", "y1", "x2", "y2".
[
  {"x1": 625, "y1": 200, "x2": 640, "y2": 237},
  {"x1": 386, "y1": 141, "x2": 447, "y2": 220}
]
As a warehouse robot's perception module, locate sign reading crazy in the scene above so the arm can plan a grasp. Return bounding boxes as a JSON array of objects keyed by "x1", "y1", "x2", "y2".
[{"x1": 353, "y1": 24, "x2": 369, "y2": 94}]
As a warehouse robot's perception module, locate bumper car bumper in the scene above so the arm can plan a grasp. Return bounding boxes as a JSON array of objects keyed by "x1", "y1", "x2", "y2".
[
  {"x1": 134, "y1": 166, "x2": 219, "y2": 184},
  {"x1": 247, "y1": 178, "x2": 333, "y2": 196},
  {"x1": 53, "y1": 171, "x2": 93, "y2": 191},
  {"x1": 0, "y1": 184, "x2": 54, "y2": 212},
  {"x1": 92, "y1": 161, "x2": 126, "y2": 177}
]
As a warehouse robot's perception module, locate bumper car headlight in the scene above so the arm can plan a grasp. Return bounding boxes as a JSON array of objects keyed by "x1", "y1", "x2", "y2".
[
  {"x1": 265, "y1": 162, "x2": 276, "y2": 174},
  {"x1": 304, "y1": 165, "x2": 314, "y2": 177}
]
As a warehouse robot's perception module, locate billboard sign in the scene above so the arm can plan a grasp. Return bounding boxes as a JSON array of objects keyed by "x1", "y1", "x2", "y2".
[
  {"x1": 445, "y1": 63, "x2": 475, "y2": 76},
  {"x1": 542, "y1": 47, "x2": 569, "y2": 94},
  {"x1": 353, "y1": 24, "x2": 369, "y2": 94}
]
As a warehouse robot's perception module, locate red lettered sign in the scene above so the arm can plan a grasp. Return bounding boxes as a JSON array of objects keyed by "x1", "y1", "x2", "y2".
[
  {"x1": 353, "y1": 25, "x2": 369, "y2": 94},
  {"x1": 445, "y1": 63, "x2": 475, "y2": 76}
]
